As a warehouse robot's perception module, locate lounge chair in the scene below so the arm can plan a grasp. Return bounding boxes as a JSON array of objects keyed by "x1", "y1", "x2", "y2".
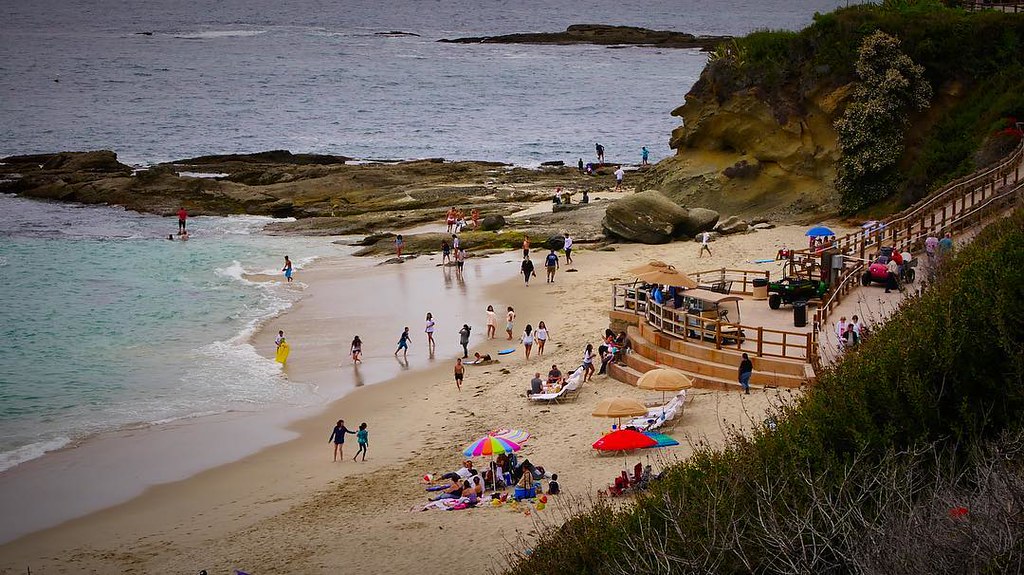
[
  {"x1": 626, "y1": 390, "x2": 687, "y2": 430},
  {"x1": 528, "y1": 367, "x2": 584, "y2": 404}
]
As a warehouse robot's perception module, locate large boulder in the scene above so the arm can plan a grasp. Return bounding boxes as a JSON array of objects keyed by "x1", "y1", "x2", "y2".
[
  {"x1": 678, "y1": 207, "x2": 719, "y2": 237},
  {"x1": 602, "y1": 190, "x2": 690, "y2": 244},
  {"x1": 480, "y1": 214, "x2": 506, "y2": 231},
  {"x1": 715, "y1": 215, "x2": 749, "y2": 234}
]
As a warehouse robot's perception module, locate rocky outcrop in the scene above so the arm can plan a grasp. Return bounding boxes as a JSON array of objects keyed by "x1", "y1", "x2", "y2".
[
  {"x1": 440, "y1": 24, "x2": 730, "y2": 50},
  {"x1": 480, "y1": 215, "x2": 506, "y2": 231},
  {"x1": 27, "y1": 151, "x2": 133, "y2": 174},
  {"x1": 638, "y1": 75, "x2": 849, "y2": 219},
  {"x1": 602, "y1": 190, "x2": 717, "y2": 244},
  {"x1": 715, "y1": 215, "x2": 749, "y2": 234}
]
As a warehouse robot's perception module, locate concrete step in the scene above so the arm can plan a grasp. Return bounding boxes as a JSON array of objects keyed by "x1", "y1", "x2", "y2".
[
  {"x1": 627, "y1": 326, "x2": 805, "y2": 388},
  {"x1": 609, "y1": 355, "x2": 754, "y2": 392},
  {"x1": 635, "y1": 322, "x2": 808, "y2": 377}
]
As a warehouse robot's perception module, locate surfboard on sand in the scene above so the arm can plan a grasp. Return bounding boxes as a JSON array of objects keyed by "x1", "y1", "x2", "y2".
[
  {"x1": 275, "y1": 341, "x2": 291, "y2": 364},
  {"x1": 497, "y1": 348, "x2": 515, "y2": 355}
]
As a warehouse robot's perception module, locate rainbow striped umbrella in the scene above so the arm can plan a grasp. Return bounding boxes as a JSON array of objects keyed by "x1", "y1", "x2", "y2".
[
  {"x1": 489, "y1": 428, "x2": 530, "y2": 444},
  {"x1": 463, "y1": 435, "x2": 522, "y2": 457}
]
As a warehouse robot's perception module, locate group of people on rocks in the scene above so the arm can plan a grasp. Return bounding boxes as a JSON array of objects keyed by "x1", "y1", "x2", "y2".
[{"x1": 445, "y1": 206, "x2": 479, "y2": 233}]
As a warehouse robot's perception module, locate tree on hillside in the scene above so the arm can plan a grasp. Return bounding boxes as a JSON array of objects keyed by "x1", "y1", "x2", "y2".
[{"x1": 835, "y1": 31, "x2": 932, "y2": 212}]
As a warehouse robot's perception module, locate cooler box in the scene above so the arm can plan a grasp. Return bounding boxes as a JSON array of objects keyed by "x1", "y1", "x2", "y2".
[
  {"x1": 514, "y1": 485, "x2": 537, "y2": 500},
  {"x1": 752, "y1": 278, "x2": 769, "y2": 300}
]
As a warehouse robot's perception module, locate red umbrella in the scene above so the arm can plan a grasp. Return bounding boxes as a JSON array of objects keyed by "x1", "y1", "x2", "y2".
[{"x1": 592, "y1": 429, "x2": 657, "y2": 452}]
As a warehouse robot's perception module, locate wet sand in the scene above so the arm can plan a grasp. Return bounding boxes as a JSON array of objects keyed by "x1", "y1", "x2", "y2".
[{"x1": 0, "y1": 225, "x2": 829, "y2": 574}]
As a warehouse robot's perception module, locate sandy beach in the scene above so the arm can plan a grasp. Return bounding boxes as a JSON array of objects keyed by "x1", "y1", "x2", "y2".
[{"x1": 0, "y1": 223, "x2": 823, "y2": 575}]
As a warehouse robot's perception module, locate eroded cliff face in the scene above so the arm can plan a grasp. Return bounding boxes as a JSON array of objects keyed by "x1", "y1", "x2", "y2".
[{"x1": 641, "y1": 80, "x2": 852, "y2": 220}]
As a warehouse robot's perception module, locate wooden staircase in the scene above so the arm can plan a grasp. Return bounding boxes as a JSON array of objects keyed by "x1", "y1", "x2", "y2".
[{"x1": 609, "y1": 323, "x2": 811, "y2": 391}]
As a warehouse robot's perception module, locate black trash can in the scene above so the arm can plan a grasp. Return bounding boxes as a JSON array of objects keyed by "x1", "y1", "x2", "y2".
[
  {"x1": 752, "y1": 278, "x2": 768, "y2": 288},
  {"x1": 793, "y1": 301, "x2": 807, "y2": 327}
]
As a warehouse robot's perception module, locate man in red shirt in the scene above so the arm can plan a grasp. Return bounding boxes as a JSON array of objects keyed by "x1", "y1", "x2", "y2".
[{"x1": 177, "y1": 207, "x2": 187, "y2": 234}]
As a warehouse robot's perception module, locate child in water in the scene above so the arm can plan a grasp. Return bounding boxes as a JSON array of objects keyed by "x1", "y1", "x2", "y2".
[{"x1": 353, "y1": 423, "x2": 369, "y2": 462}]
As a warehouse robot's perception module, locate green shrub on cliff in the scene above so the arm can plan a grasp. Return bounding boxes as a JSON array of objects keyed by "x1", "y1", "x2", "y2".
[
  {"x1": 507, "y1": 208, "x2": 1024, "y2": 573},
  {"x1": 835, "y1": 31, "x2": 932, "y2": 212}
]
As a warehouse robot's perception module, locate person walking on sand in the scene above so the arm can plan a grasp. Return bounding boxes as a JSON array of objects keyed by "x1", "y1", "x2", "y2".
[
  {"x1": 350, "y1": 336, "x2": 362, "y2": 363},
  {"x1": 454, "y1": 358, "x2": 465, "y2": 391},
  {"x1": 738, "y1": 353, "x2": 753, "y2": 395},
  {"x1": 352, "y1": 423, "x2": 368, "y2": 462},
  {"x1": 505, "y1": 307, "x2": 516, "y2": 340},
  {"x1": 459, "y1": 324, "x2": 472, "y2": 358},
  {"x1": 425, "y1": 312, "x2": 436, "y2": 353},
  {"x1": 282, "y1": 255, "x2": 294, "y2": 282},
  {"x1": 395, "y1": 234, "x2": 404, "y2": 257},
  {"x1": 329, "y1": 419, "x2": 355, "y2": 461},
  {"x1": 595, "y1": 143, "x2": 605, "y2": 164},
  {"x1": 177, "y1": 206, "x2": 188, "y2": 234},
  {"x1": 486, "y1": 305, "x2": 497, "y2": 339},
  {"x1": 698, "y1": 232, "x2": 712, "y2": 258},
  {"x1": 521, "y1": 324, "x2": 535, "y2": 360},
  {"x1": 641, "y1": 146, "x2": 649, "y2": 166},
  {"x1": 614, "y1": 166, "x2": 624, "y2": 190},
  {"x1": 535, "y1": 321, "x2": 549, "y2": 356},
  {"x1": 545, "y1": 249, "x2": 559, "y2": 283},
  {"x1": 521, "y1": 255, "x2": 536, "y2": 286},
  {"x1": 395, "y1": 327, "x2": 411, "y2": 357},
  {"x1": 522, "y1": 236, "x2": 530, "y2": 259},
  {"x1": 563, "y1": 233, "x2": 573, "y2": 264},
  {"x1": 455, "y1": 246, "x2": 466, "y2": 276},
  {"x1": 582, "y1": 343, "x2": 596, "y2": 382}
]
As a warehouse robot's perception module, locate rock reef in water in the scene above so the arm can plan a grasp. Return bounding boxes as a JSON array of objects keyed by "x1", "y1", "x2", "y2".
[{"x1": 439, "y1": 24, "x2": 730, "y2": 50}]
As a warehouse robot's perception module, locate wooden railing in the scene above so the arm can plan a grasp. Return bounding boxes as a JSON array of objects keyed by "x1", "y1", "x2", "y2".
[
  {"x1": 808, "y1": 137, "x2": 1024, "y2": 369},
  {"x1": 966, "y1": 1, "x2": 1023, "y2": 12},
  {"x1": 687, "y1": 268, "x2": 771, "y2": 295},
  {"x1": 643, "y1": 297, "x2": 813, "y2": 361}
]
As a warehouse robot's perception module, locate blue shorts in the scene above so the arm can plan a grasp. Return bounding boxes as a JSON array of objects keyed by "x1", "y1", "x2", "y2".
[
  {"x1": 397, "y1": 340, "x2": 408, "y2": 349},
  {"x1": 284, "y1": 268, "x2": 293, "y2": 278}
]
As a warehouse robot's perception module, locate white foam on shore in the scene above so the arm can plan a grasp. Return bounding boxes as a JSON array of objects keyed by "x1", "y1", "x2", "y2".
[
  {"x1": 177, "y1": 171, "x2": 229, "y2": 179},
  {"x1": 0, "y1": 437, "x2": 71, "y2": 473}
]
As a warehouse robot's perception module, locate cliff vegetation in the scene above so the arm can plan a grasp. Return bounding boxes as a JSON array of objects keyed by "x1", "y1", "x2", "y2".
[{"x1": 641, "y1": 1, "x2": 1024, "y2": 217}]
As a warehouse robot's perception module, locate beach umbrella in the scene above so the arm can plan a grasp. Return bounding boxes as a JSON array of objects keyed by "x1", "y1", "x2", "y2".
[
  {"x1": 637, "y1": 368, "x2": 693, "y2": 403},
  {"x1": 592, "y1": 397, "x2": 649, "y2": 428},
  {"x1": 489, "y1": 428, "x2": 530, "y2": 444},
  {"x1": 805, "y1": 225, "x2": 835, "y2": 237},
  {"x1": 628, "y1": 260, "x2": 671, "y2": 276},
  {"x1": 592, "y1": 429, "x2": 657, "y2": 452},
  {"x1": 635, "y1": 266, "x2": 698, "y2": 289},
  {"x1": 642, "y1": 431, "x2": 680, "y2": 448},
  {"x1": 462, "y1": 435, "x2": 522, "y2": 457}
]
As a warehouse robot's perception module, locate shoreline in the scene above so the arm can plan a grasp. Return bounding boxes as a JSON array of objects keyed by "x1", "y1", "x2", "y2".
[{"x1": 0, "y1": 224, "x2": 824, "y2": 573}]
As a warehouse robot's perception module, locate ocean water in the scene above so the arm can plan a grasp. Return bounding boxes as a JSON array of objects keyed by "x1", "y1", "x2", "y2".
[
  {"x1": 0, "y1": 0, "x2": 848, "y2": 166},
  {"x1": 0, "y1": 194, "x2": 347, "y2": 471}
]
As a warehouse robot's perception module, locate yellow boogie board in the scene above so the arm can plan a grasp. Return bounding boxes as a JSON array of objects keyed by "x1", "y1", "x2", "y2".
[{"x1": 275, "y1": 341, "x2": 291, "y2": 365}]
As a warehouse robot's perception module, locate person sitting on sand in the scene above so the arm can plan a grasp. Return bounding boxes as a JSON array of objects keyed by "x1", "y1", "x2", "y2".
[
  {"x1": 546, "y1": 364, "x2": 563, "y2": 387},
  {"x1": 430, "y1": 477, "x2": 465, "y2": 501}
]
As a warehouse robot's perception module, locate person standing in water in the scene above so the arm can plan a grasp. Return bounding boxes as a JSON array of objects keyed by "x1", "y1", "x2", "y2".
[
  {"x1": 177, "y1": 206, "x2": 188, "y2": 234},
  {"x1": 276, "y1": 330, "x2": 285, "y2": 349},
  {"x1": 282, "y1": 256, "x2": 293, "y2": 282},
  {"x1": 486, "y1": 305, "x2": 497, "y2": 339},
  {"x1": 425, "y1": 312, "x2": 436, "y2": 353},
  {"x1": 395, "y1": 234, "x2": 404, "y2": 257},
  {"x1": 395, "y1": 327, "x2": 411, "y2": 357},
  {"x1": 329, "y1": 419, "x2": 355, "y2": 462},
  {"x1": 352, "y1": 423, "x2": 368, "y2": 462},
  {"x1": 350, "y1": 336, "x2": 362, "y2": 363},
  {"x1": 441, "y1": 239, "x2": 451, "y2": 264},
  {"x1": 459, "y1": 324, "x2": 472, "y2": 359}
]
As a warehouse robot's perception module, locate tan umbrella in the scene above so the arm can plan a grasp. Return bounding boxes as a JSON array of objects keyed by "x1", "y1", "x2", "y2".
[
  {"x1": 637, "y1": 368, "x2": 693, "y2": 403},
  {"x1": 628, "y1": 260, "x2": 671, "y2": 276},
  {"x1": 592, "y1": 397, "x2": 649, "y2": 428},
  {"x1": 636, "y1": 266, "x2": 698, "y2": 289}
]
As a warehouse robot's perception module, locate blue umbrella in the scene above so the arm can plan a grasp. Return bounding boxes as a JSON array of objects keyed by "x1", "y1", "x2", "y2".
[
  {"x1": 805, "y1": 225, "x2": 835, "y2": 237},
  {"x1": 642, "y1": 431, "x2": 679, "y2": 448}
]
